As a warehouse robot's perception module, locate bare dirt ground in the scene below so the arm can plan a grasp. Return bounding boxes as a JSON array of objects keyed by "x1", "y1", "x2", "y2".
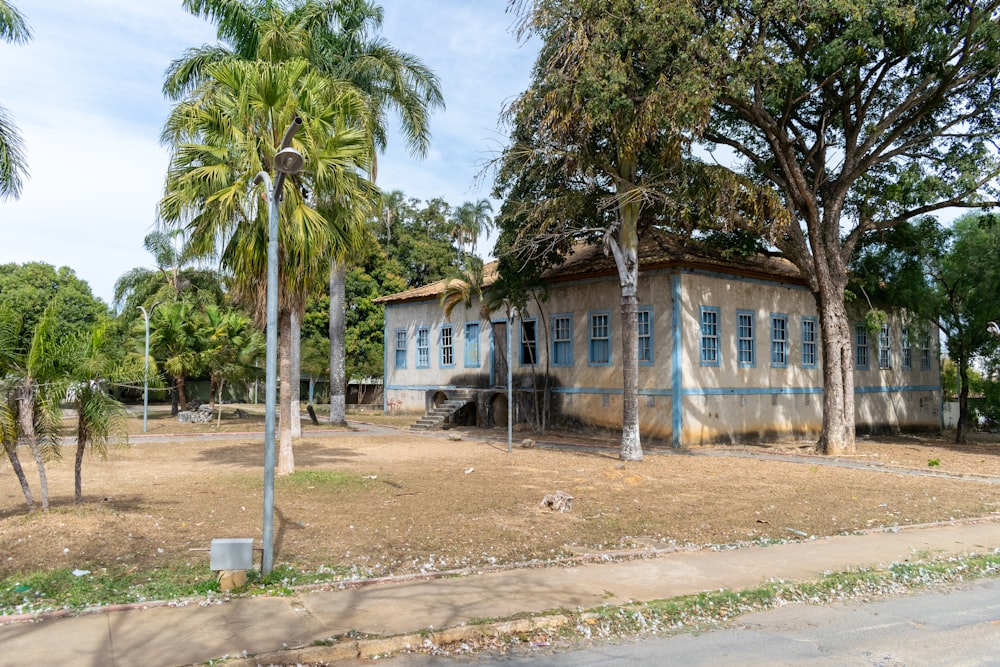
[{"x1": 2, "y1": 406, "x2": 1000, "y2": 582}]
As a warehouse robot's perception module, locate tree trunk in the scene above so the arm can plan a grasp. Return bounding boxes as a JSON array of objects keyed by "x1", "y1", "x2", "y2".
[
  {"x1": 277, "y1": 308, "x2": 295, "y2": 476},
  {"x1": 170, "y1": 384, "x2": 179, "y2": 416},
  {"x1": 176, "y1": 375, "x2": 187, "y2": 411},
  {"x1": 957, "y1": 353, "x2": 970, "y2": 444},
  {"x1": 290, "y1": 309, "x2": 302, "y2": 438},
  {"x1": 4, "y1": 443, "x2": 35, "y2": 510},
  {"x1": 74, "y1": 420, "x2": 87, "y2": 503},
  {"x1": 18, "y1": 378, "x2": 48, "y2": 511},
  {"x1": 607, "y1": 231, "x2": 642, "y2": 461},
  {"x1": 815, "y1": 287, "x2": 856, "y2": 455},
  {"x1": 328, "y1": 260, "x2": 348, "y2": 426}
]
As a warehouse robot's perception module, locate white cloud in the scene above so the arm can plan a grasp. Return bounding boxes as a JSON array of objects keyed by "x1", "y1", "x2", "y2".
[{"x1": 0, "y1": 0, "x2": 538, "y2": 302}]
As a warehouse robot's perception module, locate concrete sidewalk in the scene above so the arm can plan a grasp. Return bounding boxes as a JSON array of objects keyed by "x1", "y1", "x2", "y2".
[{"x1": 2, "y1": 519, "x2": 998, "y2": 667}]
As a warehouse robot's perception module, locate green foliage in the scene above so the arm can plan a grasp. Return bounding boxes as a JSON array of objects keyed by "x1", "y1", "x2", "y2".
[
  {"x1": 0, "y1": 262, "x2": 109, "y2": 352},
  {"x1": 927, "y1": 459, "x2": 940, "y2": 467}
]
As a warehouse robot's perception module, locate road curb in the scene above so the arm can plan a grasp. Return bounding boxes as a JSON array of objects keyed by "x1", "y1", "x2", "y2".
[{"x1": 217, "y1": 614, "x2": 570, "y2": 666}]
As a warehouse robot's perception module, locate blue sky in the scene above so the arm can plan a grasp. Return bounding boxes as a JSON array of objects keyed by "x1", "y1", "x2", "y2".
[{"x1": 0, "y1": 1, "x2": 537, "y2": 305}]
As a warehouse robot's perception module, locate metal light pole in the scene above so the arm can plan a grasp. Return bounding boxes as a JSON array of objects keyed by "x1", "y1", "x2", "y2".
[
  {"x1": 254, "y1": 117, "x2": 304, "y2": 576},
  {"x1": 507, "y1": 306, "x2": 517, "y2": 453},
  {"x1": 137, "y1": 303, "x2": 159, "y2": 433}
]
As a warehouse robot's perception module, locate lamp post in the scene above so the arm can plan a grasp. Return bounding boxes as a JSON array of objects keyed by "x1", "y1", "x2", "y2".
[
  {"x1": 254, "y1": 117, "x2": 304, "y2": 576},
  {"x1": 137, "y1": 303, "x2": 159, "y2": 433},
  {"x1": 507, "y1": 305, "x2": 518, "y2": 454}
]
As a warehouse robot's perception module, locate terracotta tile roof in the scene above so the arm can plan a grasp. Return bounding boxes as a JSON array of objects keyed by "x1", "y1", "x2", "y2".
[{"x1": 374, "y1": 236, "x2": 804, "y2": 305}]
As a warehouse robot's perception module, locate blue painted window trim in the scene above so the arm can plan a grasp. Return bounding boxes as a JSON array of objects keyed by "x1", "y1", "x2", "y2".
[
  {"x1": 700, "y1": 306, "x2": 721, "y2": 367},
  {"x1": 878, "y1": 323, "x2": 892, "y2": 369},
  {"x1": 464, "y1": 321, "x2": 480, "y2": 368},
  {"x1": 416, "y1": 326, "x2": 430, "y2": 369},
  {"x1": 394, "y1": 328, "x2": 407, "y2": 369},
  {"x1": 855, "y1": 323, "x2": 870, "y2": 370},
  {"x1": 588, "y1": 311, "x2": 612, "y2": 366},
  {"x1": 737, "y1": 309, "x2": 755, "y2": 368},
  {"x1": 801, "y1": 316, "x2": 818, "y2": 368},
  {"x1": 552, "y1": 313, "x2": 573, "y2": 367},
  {"x1": 638, "y1": 306, "x2": 654, "y2": 366},
  {"x1": 520, "y1": 318, "x2": 538, "y2": 366},
  {"x1": 900, "y1": 325, "x2": 912, "y2": 370},
  {"x1": 440, "y1": 324, "x2": 454, "y2": 368},
  {"x1": 920, "y1": 331, "x2": 932, "y2": 370},
  {"x1": 770, "y1": 313, "x2": 788, "y2": 368}
]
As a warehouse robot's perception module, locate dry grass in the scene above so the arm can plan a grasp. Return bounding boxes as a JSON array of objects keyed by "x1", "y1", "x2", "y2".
[{"x1": 2, "y1": 408, "x2": 999, "y2": 581}]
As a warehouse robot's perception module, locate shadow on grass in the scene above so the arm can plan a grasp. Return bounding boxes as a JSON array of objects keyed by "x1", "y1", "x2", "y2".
[{"x1": 194, "y1": 439, "x2": 364, "y2": 468}]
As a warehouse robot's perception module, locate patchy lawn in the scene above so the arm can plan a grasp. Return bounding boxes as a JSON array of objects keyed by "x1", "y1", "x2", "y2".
[{"x1": 2, "y1": 410, "x2": 1000, "y2": 585}]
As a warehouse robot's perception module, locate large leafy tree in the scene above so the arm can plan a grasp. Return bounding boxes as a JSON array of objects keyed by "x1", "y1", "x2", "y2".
[
  {"x1": 0, "y1": 0, "x2": 30, "y2": 200},
  {"x1": 692, "y1": 0, "x2": 1000, "y2": 454},
  {"x1": 161, "y1": 54, "x2": 378, "y2": 474},
  {"x1": 935, "y1": 217, "x2": 1000, "y2": 441},
  {"x1": 0, "y1": 262, "x2": 109, "y2": 352},
  {"x1": 499, "y1": 0, "x2": 785, "y2": 460}
]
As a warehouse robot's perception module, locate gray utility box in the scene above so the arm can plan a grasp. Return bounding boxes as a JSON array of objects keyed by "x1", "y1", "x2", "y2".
[{"x1": 210, "y1": 538, "x2": 255, "y2": 570}]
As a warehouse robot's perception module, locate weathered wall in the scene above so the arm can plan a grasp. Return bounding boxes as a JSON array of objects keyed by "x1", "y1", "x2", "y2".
[{"x1": 382, "y1": 265, "x2": 941, "y2": 442}]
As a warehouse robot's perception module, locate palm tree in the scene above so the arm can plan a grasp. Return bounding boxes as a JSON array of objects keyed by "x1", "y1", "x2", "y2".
[
  {"x1": 113, "y1": 230, "x2": 224, "y2": 315},
  {"x1": 0, "y1": 304, "x2": 63, "y2": 511},
  {"x1": 0, "y1": 1, "x2": 31, "y2": 200},
  {"x1": 451, "y1": 199, "x2": 494, "y2": 261},
  {"x1": 160, "y1": 55, "x2": 378, "y2": 474},
  {"x1": 201, "y1": 305, "x2": 263, "y2": 415},
  {"x1": 166, "y1": 1, "x2": 442, "y2": 430},
  {"x1": 147, "y1": 301, "x2": 202, "y2": 414},
  {"x1": 66, "y1": 320, "x2": 141, "y2": 502}
]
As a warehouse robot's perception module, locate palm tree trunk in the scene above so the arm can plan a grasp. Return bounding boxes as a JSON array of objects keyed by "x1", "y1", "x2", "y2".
[
  {"x1": 18, "y1": 378, "x2": 49, "y2": 511},
  {"x1": 290, "y1": 310, "x2": 302, "y2": 438},
  {"x1": 176, "y1": 375, "x2": 188, "y2": 411},
  {"x1": 74, "y1": 419, "x2": 87, "y2": 503},
  {"x1": 328, "y1": 260, "x2": 348, "y2": 426},
  {"x1": 4, "y1": 442, "x2": 35, "y2": 510},
  {"x1": 278, "y1": 308, "x2": 295, "y2": 476}
]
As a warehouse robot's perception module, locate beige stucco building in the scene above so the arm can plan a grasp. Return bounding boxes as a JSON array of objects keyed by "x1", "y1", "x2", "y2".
[{"x1": 376, "y1": 241, "x2": 941, "y2": 447}]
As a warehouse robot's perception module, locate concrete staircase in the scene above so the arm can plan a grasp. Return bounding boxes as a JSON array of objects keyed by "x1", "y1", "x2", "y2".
[{"x1": 409, "y1": 395, "x2": 474, "y2": 431}]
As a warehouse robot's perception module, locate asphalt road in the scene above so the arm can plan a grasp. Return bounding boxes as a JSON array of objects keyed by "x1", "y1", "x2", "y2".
[{"x1": 377, "y1": 579, "x2": 1000, "y2": 666}]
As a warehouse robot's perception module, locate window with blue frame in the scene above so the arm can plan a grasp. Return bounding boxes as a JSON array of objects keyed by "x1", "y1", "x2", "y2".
[
  {"x1": 637, "y1": 307, "x2": 653, "y2": 365},
  {"x1": 552, "y1": 314, "x2": 573, "y2": 366},
  {"x1": 737, "y1": 310, "x2": 755, "y2": 367},
  {"x1": 394, "y1": 328, "x2": 407, "y2": 369},
  {"x1": 801, "y1": 316, "x2": 817, "y2": 368},
  {"x1": 416, "y1": 327, "x2": 430, "y2": 368},
  {"x1": 700, "y1": 307, "x2": 720, "y2": 366},
  {"x1": 520, "y1": 318, "x2": 537, "y2": 365},
  {"x1": 920, "y1": 331, "x2": 932, "y2": 369},
  {"x1": 901, "y1": 325, "x2": 912, "y2": 370},
  {"x1": 464, "y1": 321, "x2": 480, "y2": 367},
  {"x1": 855, "y1": 323, "x2": 870, "y2": 369},
  {"x1": 878, "y1": 322, "x2": 891, "y2": 369},
  {"x1": 588, "y1": 312, "x2": 611, "y2": 365},
  {"x1": 770, "y1": 314, "x2": 788, "y2": 367},
  {"x1": 440, "y1": 325, "x2": 454, "y2": 367}
]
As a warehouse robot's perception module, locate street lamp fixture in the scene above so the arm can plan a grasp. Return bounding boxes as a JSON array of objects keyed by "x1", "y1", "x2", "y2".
[
  {"x1": 255, "y1": 116, "x2": 304, "y2": 576},
  {"x1": 988, "y1": 321, "x2": 1000, "y2": 338}
]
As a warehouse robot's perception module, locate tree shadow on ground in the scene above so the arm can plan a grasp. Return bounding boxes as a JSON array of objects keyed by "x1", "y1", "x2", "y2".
[{"x1": 193, "y1": 440, "x2": 363, "y2": 468}]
